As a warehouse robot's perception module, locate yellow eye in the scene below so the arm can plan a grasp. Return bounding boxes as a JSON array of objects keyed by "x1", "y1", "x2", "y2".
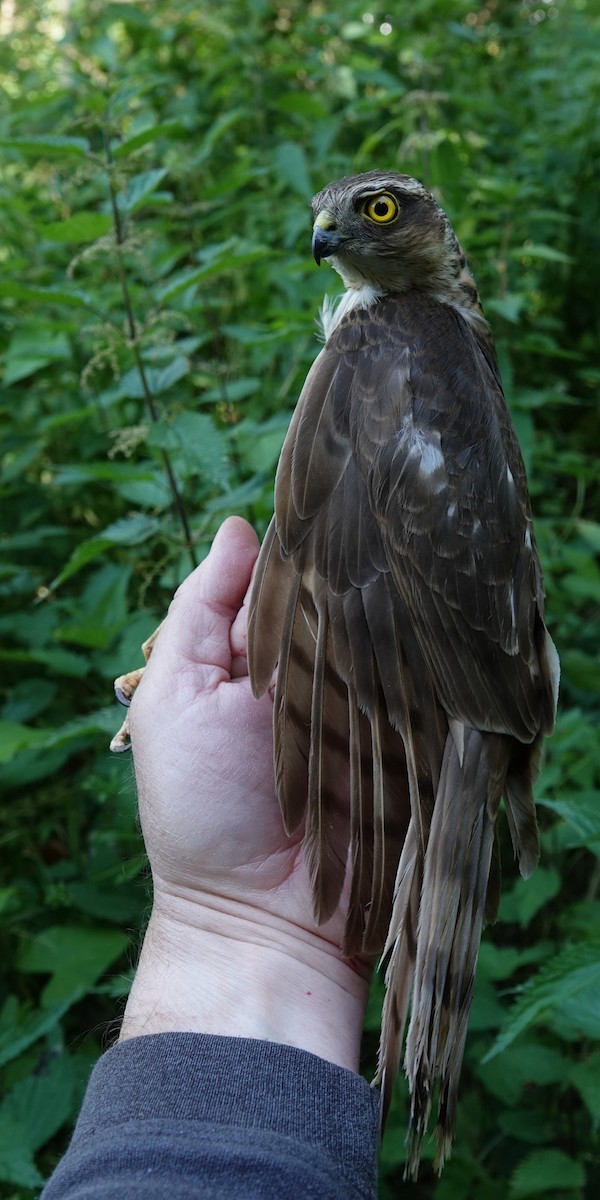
[{"x1": 361, "y1": 193, "x2": 399, "y2": 225}]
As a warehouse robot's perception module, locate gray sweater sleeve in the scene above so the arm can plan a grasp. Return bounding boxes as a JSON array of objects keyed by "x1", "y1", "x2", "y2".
[{"x1": 41, "y1": 1033, "x2": 380, "y2": 1199}]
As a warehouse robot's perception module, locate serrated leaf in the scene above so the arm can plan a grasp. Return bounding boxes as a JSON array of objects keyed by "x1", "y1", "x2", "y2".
[
  {"x1": 122, "y1": 167, "x2": 168, "y2": 212},
  {"x1": 52, "y1": 514, "x2": 160, "y2": 588},
  {"x1": 0, "y1": 282, "x2": 92, "y2": 308},
  {"x1": 0, "y1": 1054, "x2": 78, "y2": 1152},
  {"x1": 0, "y1": 134, "x2": 90, "y2": 157},
  {"x1": 576, "y1": 520, "x2": 600, "y2": 552},
  {"x1": 144, "y1": 355, "x2": 190, "y2": 395},
  {"x1": 570, "y1": 1051, "x2": 600, "y2": 1123},
  {"x1": 0, "y1": 721, "x2": 47, "y2": 764},
  {"x1": 538, "y1": 791, "x2": 600, "y2": 854},
  {"x1": 156, "y1": 242, "x2": 268, "y2": 303},
  {"x1": 487, "y1": 294, "x2": 526, "y2": 323},
  {"x1": 51, "y1": 462, "x2": 156, "y2": 485},
  {"x1": 510, "y1": 1148, "x2": 584, "y2": 1196},
  {"x1": 0, "y1": 996, "x2": 76, "y2": 1068},
  {"x1": 0, "y1": 1119, "x2": 44, "y2": 1189},
  {"x1": 510, "y1": 243, "x2": 574, "y2": 264},
  {"x1": 41, "y1": 212, "x2": 113, "y2": 243},
  {"x1": 274, "y1": 141, "x2": 312, "y2": 198},
  {"x1": 100, "y1": 514, "x2": 161, "y2": 545},
  {"x1": 170, "y1": 411, "x2": 230, "y2": 487},
  {"x1": 498, "y1": 867, "x2": 561, "y2": 927},
  {"x1": 114, "y1": 120, "x2": 183, "y2": 158},
  {"x1": 0, "y1": 647, "x2": 90, "y2": 678},
  {"x1": 276, "y1": 93, "x2": 329, "y2": 118},
  {"x1": 484, "y1": 941, "x2": 600, "y2": 1060},
  {"x1": 50, "y1": 537, "x2": 112, "y2": 589},
  {"x1": 475, "y1": 1040, "x2": 567, "y2": 1105}
]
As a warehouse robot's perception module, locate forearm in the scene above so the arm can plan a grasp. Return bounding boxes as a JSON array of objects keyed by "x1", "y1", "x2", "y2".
[
  {"x1": 41, "y1": 1033, "x2": 380, "y2": 1200},
  {"x1": 120, "y1": 891, "x2": 369, "y2": 1072}
]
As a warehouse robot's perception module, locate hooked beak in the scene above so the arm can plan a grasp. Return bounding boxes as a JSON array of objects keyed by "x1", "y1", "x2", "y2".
[{"x1": 312, "y1": 208, "x2": 344, "y2": 265}]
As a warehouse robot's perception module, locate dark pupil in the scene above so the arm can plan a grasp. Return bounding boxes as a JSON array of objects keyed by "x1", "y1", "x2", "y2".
[{"x1": 374, "y1": 200, "x2": 389, "y2": 216}]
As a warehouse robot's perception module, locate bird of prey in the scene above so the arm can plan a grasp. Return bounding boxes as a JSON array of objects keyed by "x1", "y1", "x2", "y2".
[{"x1": 247, "y1": 170, "x2": 559, "y2": 1175}]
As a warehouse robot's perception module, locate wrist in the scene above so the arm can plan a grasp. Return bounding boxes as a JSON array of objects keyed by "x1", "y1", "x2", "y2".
[{"x1": 119, "y1": 890, "x2": 369, "y2": 1072}]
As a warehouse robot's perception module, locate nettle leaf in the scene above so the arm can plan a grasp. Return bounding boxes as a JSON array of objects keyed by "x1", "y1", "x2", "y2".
[
  {"x1": 486, "y1": 293, "x2": 526, "y2": 323},
  {"x1": 0, "y1": 995, "x2": 75, "y2": 1068},
  {"x1": 510, "y1": 1148, "x2": 585, "y2": 1196},
  {"x1": 100, "y1": 514, "x2": 161, "y2": 545},
  {"x1": 570, "y1": 1051, "x2": 600, "y2": 1124},
  {"x1": 171, "y1": 411, "x2": 230, "y2": 487},
  {"x1": 156, "y1": 241, "x2": 268, "y2": 302},
  {"x1": 274, "y1": 141, "x2": 313, "y2": 198},
  {"x1": 477, "y1": 942, "x2": 547, "y2": 982},
  {"x1": 0, "y1": 1053, "x2": 80, "y2": 1188},
  {"x1": 0, "y1": 646, "x2": 90, "y2": 678},
  {"x1": 3, "y1": 326, "x2": 71, "y2": 384},
  {"x1": 0, "y1": 720, "x2": 47, "y2": 764},
  {"x1": 510, "y1": 243, "x2": 574, "y2": 265},
  {"x1": 0, "y1": 1052, "x2": 78, "y2": 1152},
  {"x1": 485, "y1": 941, "x2": 600, "y2": 1060},
  {"x1": 576, "y1": 519, "x2": 600, "y2": 553},
  {"x1": 17, "y1": 925, "x2": 128, "y2": 1007},
  {"x1": 475, "y1": 1040, "x2": 567, "y2": 1105},
  {"x1": 50, "y1": 537, "x2": 112, "y2": 589},
  {"x1": 0, "y1": 134, "x2": 90, "y2": 157},
  {"x1": 0, "y1": 1118, "x2": 44, "y2": 1190},
  {"x1": 539, "y1": 791, "x2": 600, "y2": 856},
  {"x1": 144, "y1": 355, "x2": 190, "y2": 395},
  {"x1": 0, "y1": 710, "x2": 121, "y2": 767},
  {"x1": 121, "y1": 167, "x2": 169, "y2": 212},
  {"x1": 113, "y1": 120, "x2": 183, "y2": 158},
  {"x1": 0, "y1": 281, "x2": 92, "y2": 308},
  {"x1": 498, "y1": 867, "x2": 561, "y2": 928},
  {"x1": 52, "y1": 516, "x2": 160, "y2": 589},
  {"x1": 55, "y1": 563, "x2": 133, "y2": 649},
  {"x1": 51, "y1": 462, "x2": 157, "y2": 485},
  {"x1": 198, "y1": 377, "x2": 261, "y2": 404},
  {"x1": 41, "y1": 212, "x2": 113, "y2": 243}
]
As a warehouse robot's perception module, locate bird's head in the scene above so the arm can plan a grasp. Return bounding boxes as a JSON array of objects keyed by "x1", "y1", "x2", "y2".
[{"x1": 311, "y1": 171, "x2": 472, "y2": 303}]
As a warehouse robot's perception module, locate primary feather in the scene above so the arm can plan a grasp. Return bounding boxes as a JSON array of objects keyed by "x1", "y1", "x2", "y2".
[{"x1": 247, "y1": 170, "x2": 559, "y2": 1174}]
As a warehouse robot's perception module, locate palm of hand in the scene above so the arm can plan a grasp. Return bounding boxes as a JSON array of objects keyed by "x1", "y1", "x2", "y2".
[{"x1": 129, "y1": 518, "x2": 350, "y2": 953}]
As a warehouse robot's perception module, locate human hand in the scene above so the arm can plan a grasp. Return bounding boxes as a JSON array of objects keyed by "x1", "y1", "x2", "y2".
[{"x1": 120, "y1": 517, "x2": 368, "y2": 1070}]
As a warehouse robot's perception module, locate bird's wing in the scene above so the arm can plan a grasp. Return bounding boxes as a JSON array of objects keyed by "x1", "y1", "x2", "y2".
[
  {"x1": 335, "y1": 292, "x2": 556, "y2": 741},
  {"x1": 248, "y1": 322, "x2": 445, "y2": 956}
]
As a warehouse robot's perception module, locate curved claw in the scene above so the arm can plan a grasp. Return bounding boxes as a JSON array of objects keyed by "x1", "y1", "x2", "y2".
[
  {"x1": 110, "y1": 716, "x2": 132, "y2": 753},
  {"x1": 110, "y1": 621, "x2": 163, "y2": 755}
]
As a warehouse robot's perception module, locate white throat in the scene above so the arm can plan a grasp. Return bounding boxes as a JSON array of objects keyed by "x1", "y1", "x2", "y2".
[{"x1": 319, "y1": 282, "x2": 383, "y2": 341}]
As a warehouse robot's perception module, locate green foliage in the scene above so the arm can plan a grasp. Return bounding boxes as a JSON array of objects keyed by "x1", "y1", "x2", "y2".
[{"x1": 1, "y1": 0, "x2": 599, "y2": 1195}]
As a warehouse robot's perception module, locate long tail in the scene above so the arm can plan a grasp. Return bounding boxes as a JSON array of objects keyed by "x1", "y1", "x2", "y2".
[{"x1": 386, "y1": 727, "x2": 508, "y2": 1177}]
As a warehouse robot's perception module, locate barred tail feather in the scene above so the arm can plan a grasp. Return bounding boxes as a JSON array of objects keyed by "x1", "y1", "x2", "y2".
[
  {"x1": 375, "y1": 821, "x2": 421, "y2": 1123},
  {"x1": 403, "y1": 727, "x2": 508, "y2": 1177}
]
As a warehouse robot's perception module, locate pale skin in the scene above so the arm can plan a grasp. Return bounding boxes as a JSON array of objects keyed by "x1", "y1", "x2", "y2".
[{"x1": 120, "y1": 516, "x2": 369, "y2": 1072}]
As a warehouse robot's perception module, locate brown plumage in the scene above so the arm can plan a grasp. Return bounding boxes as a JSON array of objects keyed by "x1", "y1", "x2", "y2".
[{"x1": 247, "y1": 171, "x2": 559, "y2": 1176}]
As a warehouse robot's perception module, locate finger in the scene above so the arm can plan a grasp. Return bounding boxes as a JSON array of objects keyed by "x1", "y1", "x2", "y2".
[{"x1": 145, "y1": 517, "x2": 260, "y2": 690}]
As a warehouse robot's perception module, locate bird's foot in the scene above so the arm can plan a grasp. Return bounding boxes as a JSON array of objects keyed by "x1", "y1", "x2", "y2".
[{"x1": 109, "y1": 624, "x2": 162, "y2": 753}]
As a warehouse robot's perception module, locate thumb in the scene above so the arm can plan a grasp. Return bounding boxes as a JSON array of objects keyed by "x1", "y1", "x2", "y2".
[{"x1": 143, "y1": 516, "x2": 260, "y2": 693}]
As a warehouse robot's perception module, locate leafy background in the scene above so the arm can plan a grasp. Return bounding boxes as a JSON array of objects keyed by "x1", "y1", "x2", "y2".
[{"x1": 0, "y1": 1, "x2": 599, "y2": 1196}]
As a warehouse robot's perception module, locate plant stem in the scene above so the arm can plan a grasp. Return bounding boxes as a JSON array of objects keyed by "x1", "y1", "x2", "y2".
[{"x1": 103, "y1": 128, "x2": 197, "y2": 569}]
